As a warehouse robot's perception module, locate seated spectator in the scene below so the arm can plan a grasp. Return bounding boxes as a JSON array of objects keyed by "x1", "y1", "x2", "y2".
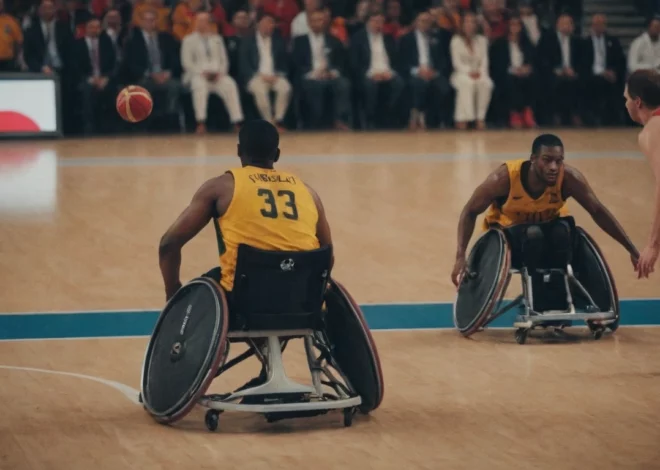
[
  {"x1": 209, "y1": 0, "x2": 230, "y2": 35},
  {"x1": 582, "y1": 13, "x2": 625, "y2": 126},
  {"x1": 518, "y1": 0, "x2": 541, "y2": 46},
  {"x1": 103, "y1": 9, "x2": 126, "y2": 63},
  {"x1": 132, "y1": 0, "x2": 172, "y2": 33},
  {"x1": 449, "y1": 11, "x2": 493, "y2": 130},
  {"x1": 123, "y1": 9, "x2": 181, "y2": 122},
  {"x1": 536, "y1": 13, "x2": 583, "y2": 126},
  {"x1": 0, "y1": 0, "x2": 23, "y2": 71},
  {"x1": 23, "y1": 0, "x2": 73, "y2": 76},
  {"x1": 435, "y1": 0, "x2": 460, "y2": 34},
  {"x1": 181, "y1": 12, "x2": 243, "y2": 133},
  {"x1": 322, "y1": 6, "x2": 348, "y2": 45},
  {"x1": 292, "y1": 8, "x2": 351, "y2": 129},
  {"x1": 479, "y1": 0, "x2": 508, "y2": 41},
  {"x1": 58, "y1": 0, "x2": 90, "y2": 39},
  {"x1": 291, "y1": 0, "x2": 319, "y2": 38},
  {"x1": 239, "y1": 12, "x2": 291, "y2": 130},
  {"x1": 383, "y1": 0, "x2": 410, "y2": 39},
  {"x1": 263, "y1": 0, "x2": 299, "y2": 39},
  {"x1": 73, "y1": 18, "x2": 116, "y2": 134},
  {"x1": 351, "y1": 11, "x2": 404, "y2": 129},
  {"x1": 345, "y1": 0, "x2": 369, "y2": 37},
  {"x1": 172, "y1": 0, "x2": 202, "y2": 41},
  {"x1": 399, "y1": 10, "x2": 450, "y2": 130},
  {"x1": 628, "y1": 16, "x2": 660, "y2": 74},
  {"x1": 489, "y1": 14, "x2": 536, "y2": 128},
  {"x1": 225, "y1": 9, "x2": 250, "y2": 78}
]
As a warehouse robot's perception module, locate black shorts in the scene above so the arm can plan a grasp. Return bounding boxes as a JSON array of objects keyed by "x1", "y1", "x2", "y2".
[{"x1": 501, "y1": 216, "x2": 576, "y2": 270}]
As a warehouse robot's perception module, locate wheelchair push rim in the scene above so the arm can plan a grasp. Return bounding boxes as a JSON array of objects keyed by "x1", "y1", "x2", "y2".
[
  {"x1": 576, "y1": 227, "x2": 620, "y2": 329},
  {"x1": 453, "y1": 228, "x2": 511, "y2": 336},
  {"x1": 140, "y1": 277, "x2": 229, "y2": 424},
  {"x1": 325, "y1": 278, "x2": 385, "y2": 412}
]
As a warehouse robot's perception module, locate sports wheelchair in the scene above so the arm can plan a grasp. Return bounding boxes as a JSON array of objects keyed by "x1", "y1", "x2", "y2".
[
  {"x1": 453, "y1": 223, "x2": 620, "y2": 344},
  {"x1": 139, "y1": 244, "x2": 384, "y2": 431}
]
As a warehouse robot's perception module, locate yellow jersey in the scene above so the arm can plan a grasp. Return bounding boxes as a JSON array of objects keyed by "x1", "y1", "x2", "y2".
[
  {"x1": 215, "y1": 166, "x2": 320, "y2": 291},
  {"x1": 482, "y1": 159, "x2": 569, "y2": 230}
]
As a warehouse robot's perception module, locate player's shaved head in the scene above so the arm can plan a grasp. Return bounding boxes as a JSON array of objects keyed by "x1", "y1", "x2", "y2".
[
  {"x1": 238, "y1": 120, "x2": 280, "y2": 164},
  {"x1": 531, "y1": 134, "x2": 563, "y2": 156}
]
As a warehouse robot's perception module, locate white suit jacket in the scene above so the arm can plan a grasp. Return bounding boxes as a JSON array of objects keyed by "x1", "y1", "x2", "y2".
[{"x1": 181, "y1": 32, "x2": 230, "y2": 85}]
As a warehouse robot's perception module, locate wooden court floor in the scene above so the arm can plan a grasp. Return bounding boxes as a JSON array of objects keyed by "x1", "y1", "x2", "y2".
[{"x1": 1, "y1": 129, "x2": 659, "y2": 469}]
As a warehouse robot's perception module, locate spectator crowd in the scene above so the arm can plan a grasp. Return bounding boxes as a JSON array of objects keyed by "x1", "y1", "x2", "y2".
[{"x1": 0, "y1": 0, "x2": 652, "y2": 135}]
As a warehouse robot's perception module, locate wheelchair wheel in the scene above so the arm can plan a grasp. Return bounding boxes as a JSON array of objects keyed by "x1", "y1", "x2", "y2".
[
  {"x1": 453, "y1": 229, "x2": 511, "y2": 336},
  {"x1": 573, "y1": 228, "x2": 620, "y2": 332},
  {"x1": 140, "y1": 277, "x2": 230, "y2": 424}
]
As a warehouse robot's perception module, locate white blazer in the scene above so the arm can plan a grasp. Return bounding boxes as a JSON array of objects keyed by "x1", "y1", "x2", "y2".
[
  {"x1": 450, "y1": 34, "x2": 490, "y2": 78},
  {"x1": 181, "y1": 32, "x2": 230, "y2": 85}
]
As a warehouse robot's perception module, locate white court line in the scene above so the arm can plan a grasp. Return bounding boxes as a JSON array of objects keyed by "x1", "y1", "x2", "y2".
[
  {"x1": 0, "y1": 365, "x2": 141, "y2": 405},
  {"x1": 56, "y1": 151, "x2": 644, "y2": 168}
]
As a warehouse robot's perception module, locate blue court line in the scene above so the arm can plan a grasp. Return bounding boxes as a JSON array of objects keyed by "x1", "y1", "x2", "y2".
[
  {"x1": 0, "y1": 299, "x2": 659, "y2": 341},
  {"x1": 56, "y1": 151, "x2": 644, "y2": 169}
]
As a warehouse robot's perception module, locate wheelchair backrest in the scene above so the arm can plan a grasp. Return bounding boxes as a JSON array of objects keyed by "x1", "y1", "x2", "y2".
[{"x1": 230, "y1": 243, "x2": 332, "y2": 330}]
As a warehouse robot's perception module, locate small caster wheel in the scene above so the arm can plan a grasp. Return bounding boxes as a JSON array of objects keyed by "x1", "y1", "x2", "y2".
[
  {"x1": 343, "y1": 408, "x2": 354, "y2": 427},
  {"x1": 592, "y1": 327, "x2": 604, "y2": 340},
  {"x1": 205, "y1": 409, "x2": 220, "y2": 432},
  {"x1": 138, "y1": 392, "x2": 143, "y2": 404},
  {"x1": 607, "y1": 318, "x2": 620, "y2": 333},
  {"x1": 515, "y1": 328, "x2": 528, "y2": 345}
]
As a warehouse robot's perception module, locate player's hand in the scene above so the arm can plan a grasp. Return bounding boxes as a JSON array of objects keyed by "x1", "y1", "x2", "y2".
[
  {"x1": 451, "y1": 256, "x2": 467, "y2": 287},
  {"x1": 636, "y1": 244, "x2": 659, "y2": 279}
]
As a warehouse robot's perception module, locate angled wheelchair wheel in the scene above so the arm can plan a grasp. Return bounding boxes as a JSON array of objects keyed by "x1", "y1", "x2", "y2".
[
  {"x1": 324, "y1": 279, "x2": 384, "y2": 414},
  {"x1": 140, "y1": 277, "x2": 229, "y2": 424},
  {"x1": 572, "y1": 227, "x2": 620, "y2": 331},
  {"x1": 453, "y1": 229, "x2": 511, "y2": 337}
]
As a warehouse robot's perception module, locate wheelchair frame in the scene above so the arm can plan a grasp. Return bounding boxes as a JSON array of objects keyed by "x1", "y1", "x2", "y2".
[
  {"x1": 455, "y1": 227, "x2": 620, "y2": 344},
  {"x1": 198, "y1": 327, "x2": 364, "y2": 430}
]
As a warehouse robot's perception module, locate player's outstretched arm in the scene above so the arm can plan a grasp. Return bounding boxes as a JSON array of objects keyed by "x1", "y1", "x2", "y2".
[
  {"x1": 452, "y1": 165, "x2": 509, "y2": 286},
  {"x1": 563, "y1": 166, "x2": 639, "y2": 266},
  {"x1": 305, "y1": 183, "x2": 334, "y2": 270},
  {"x1": 159, "y1": 175, "x2": 233, "y2": 300}
]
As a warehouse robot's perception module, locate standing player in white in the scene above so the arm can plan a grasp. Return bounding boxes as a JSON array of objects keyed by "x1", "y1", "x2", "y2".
[{"x1": 624, "y1": 69, "x2": 660, "y2": 278}]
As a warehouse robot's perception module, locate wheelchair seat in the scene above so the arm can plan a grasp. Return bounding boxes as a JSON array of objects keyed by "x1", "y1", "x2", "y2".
[
  {"x1": 453, "y1": 227, "x2": 619, "y2": 345},
  {"x1": 140, "y1": 244, "x2": 384, "y2": 431}
]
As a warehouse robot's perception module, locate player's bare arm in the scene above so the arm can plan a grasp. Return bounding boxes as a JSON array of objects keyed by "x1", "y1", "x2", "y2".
[
  {"x1": 637, "y1": 120, "x2": 660, "y2": 277},
  {"x1": 159, "y1": 174, "x2": 234, "y2": 300},
  {"x1": 562, "y1": 165, "x2": 639, "y2": 265},
  {"x1": 452, "y1": 164, "x2": 510, "y2": 286},
  {"x1": 305, "y1": 183, "x2": 334, "y2": 269}
]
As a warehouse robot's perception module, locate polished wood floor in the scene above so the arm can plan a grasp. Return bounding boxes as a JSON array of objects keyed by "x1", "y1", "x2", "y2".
[{"x1": 0, "y1": 129, "x2": 659, "y2": 469}]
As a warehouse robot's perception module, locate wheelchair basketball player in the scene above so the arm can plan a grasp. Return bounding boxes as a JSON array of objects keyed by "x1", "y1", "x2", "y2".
[
  {"x1": 452, "y1": 134, "x2": 639, "y2": 332},
  {"x1": 145, "y1": 119, "x2": 383, "y2": 429}
]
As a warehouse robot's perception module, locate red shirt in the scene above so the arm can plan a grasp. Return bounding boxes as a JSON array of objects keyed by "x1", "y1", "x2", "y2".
[{"x1": 263, "y1": 0, "x2": 299, "y2": 39}]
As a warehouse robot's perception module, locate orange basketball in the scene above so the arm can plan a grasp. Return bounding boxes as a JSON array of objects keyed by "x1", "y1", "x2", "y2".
[{"x1": 116, "y1": 85, "x2": 153, "y2": 123}]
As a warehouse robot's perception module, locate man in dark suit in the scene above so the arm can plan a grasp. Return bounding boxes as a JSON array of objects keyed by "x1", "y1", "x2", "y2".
[
  {"x1": 73, "y1": 18, "x2": 116, "y2": 135},
  {"x1": 351, "y1": 11, "x2": 404, "y2": 129},
  {"x1": 398, "y1": 11, "x2": 450, "y2": 130},
  {"x1": 23, "y1": 0, "x2": 75, "y2": 133},
  {"x1": 224, "y1": 9, "x2": 250, "y2": 80},
  {"x1": 123, "y1": 9, "x2": 181, "y2": 121},
  {"x1": 582, "y1": 13, "x2": 626, "y2": 126},
  {"x1": 535, "y1": 13, "x2": 584, "y2": 126},
  {"x1": 239, "y1": 12, "x2": 291, "y2": 130},
  {"x1": 22, "y1": 0, "x2": 73, "y2": 75},
  {"x1": 292, "y1": 9, "x2": 351, "y2": 129}
]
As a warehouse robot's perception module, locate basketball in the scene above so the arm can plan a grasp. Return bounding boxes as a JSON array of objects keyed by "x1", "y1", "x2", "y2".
[{"x1": 116, "y1": 85, "x2": 153, "y2": 123}]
